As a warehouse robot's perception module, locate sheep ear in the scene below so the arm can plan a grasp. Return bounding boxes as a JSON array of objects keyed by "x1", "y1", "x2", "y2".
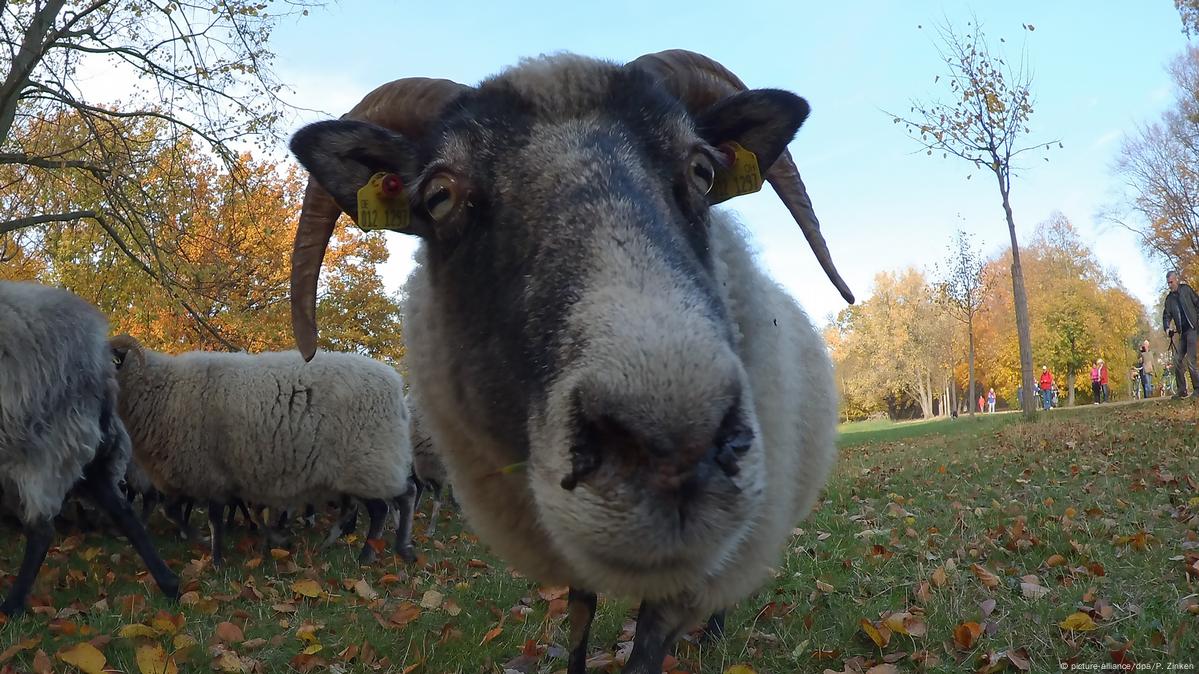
[
  {"x1": 695, "y1": 89, "x2": 810, "y2": 177},
  {"x1": 111, "y1": 346, "x2": 128, "y2": 368},
  {"x1": 290, "y1": 120, "x2": 422, "y2": 221}
]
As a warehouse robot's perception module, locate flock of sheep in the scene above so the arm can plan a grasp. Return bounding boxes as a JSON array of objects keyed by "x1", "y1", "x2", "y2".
[{"x1": 0, "y1": 49, "x2": 850, "y2": 674}]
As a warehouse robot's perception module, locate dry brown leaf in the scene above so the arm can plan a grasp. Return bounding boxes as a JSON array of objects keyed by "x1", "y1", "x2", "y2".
[
  {"x1": 953, "y1": 621, "x2": 983, "y2": 650},
  {"x1": 57, "y1": 642, "x2": 106, "y2": 674},
  {"x1": 135, "y1": 643, "x2": 178, "y2": 674},
  {"x1": 971, "y1": 563, "x2": 1000, "y2": 589},
  {"x1": 214, "y1": 622, "x2": 244, "y2": 644}
]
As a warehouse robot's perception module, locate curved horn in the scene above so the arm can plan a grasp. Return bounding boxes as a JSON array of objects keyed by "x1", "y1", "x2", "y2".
[
  {"x1": 291, "y1": 77, "x2": 470, "y2": 361},
  {"x1": 628, "y1": 49, "x2": 855, "y2": 304},
  {"x1": 109, "y1": 333, "x2": 146, "y2": 368}
]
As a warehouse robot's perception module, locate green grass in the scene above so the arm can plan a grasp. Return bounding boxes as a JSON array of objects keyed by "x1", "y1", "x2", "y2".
[{"x1": 2, "y1": 399, "x2": 1198, "y2": 673}]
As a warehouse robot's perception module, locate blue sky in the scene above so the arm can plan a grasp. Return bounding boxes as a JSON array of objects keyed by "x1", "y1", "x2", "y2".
[{"x1": 270, "y1": 2, "x2": 1189, "y2": 324}]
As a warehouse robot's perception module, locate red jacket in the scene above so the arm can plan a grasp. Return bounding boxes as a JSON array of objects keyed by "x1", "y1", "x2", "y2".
[
  {"x1": 1039, "y1": 371, "x2": 1054, "y2": 390},
  {"x1": 1099, "y1": 365, "x2": 1109, "y2": 384}
]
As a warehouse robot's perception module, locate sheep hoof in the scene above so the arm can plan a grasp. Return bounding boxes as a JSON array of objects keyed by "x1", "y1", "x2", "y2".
[
  {"x1": 158, "y1": 575, "x2": 181, "y2": 601},
  {"x1": 398, "y1": 546, "x2": 417, "y2": 564},
  {"x1": 358, "y1": 547, "x2": 377, "y2": 565},
  {"x1": 0, "y1": 599, "x2": 24, "y2": 619}
]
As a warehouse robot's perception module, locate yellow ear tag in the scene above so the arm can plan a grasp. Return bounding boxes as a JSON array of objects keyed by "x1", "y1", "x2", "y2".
[
  {"x1": 355, "y1": 172, "x2": 410, "y2": 232},
  {"x1": 709, "y1": 142, "x2": 763, "y2": 204}
]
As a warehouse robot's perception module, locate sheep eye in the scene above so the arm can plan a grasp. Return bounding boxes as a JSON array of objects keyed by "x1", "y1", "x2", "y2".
[
  {"x1": 688, "y1": 153, "x2": 716, "y2": 195},
  {"x1": 421, "y1": 174, "x2": 460, "y2": 222}
]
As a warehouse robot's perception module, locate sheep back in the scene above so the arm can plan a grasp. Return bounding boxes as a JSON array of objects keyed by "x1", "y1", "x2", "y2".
[{"x1": 116, "y1": 349, "x2": 411, "y2": 506}]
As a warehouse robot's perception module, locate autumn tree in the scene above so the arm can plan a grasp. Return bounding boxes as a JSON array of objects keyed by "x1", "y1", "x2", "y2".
[
  {"x1": 1179, "y1": 0, "x2": 1199, "y2": 36},
  {"x1": 0, "y1": 0, "x2": 313, "y2": 345},
  {"x1": 832, "y1": 268, "x2": 954, "y2": 419},
  {"x1": 974, "y1": 214, "x2": 1149, "y2": 405},
  {"x1": 1, "y1": 121, "x2": 405, "y2": 361},
  {"x1": 934, "y1": 229, "x2": 993, "y2": 417},
  {"x1": 890, "y1": 20, "x2": 1058, "y2": 420},
  {"x1": 1114, "y1": 46, "x2": 1199, "y2": 281}
]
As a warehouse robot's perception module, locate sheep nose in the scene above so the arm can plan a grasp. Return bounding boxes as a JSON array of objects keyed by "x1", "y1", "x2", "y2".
[{"x1": 560, "y1": 398, "x2": 754, "y2": 492}]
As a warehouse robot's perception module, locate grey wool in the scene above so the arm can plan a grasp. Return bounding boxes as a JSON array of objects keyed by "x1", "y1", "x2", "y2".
[{"x1": 0, "y1": 281, "x2": 178, "y2": 616}]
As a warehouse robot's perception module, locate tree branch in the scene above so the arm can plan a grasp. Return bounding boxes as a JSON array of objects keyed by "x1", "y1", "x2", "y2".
[
  {"x1": 0, "y1": 209, "x2": 96, "y2": 235},
  {"x1": 0, "y1": 151, "x2": 109, "y2": 176}
]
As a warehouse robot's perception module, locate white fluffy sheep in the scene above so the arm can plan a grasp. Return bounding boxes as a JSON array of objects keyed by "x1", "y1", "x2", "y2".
[
  {"x1": 109, "y1": 337, "x2": 417, "y2": 565},
  {"x1": 288, "y1": 51, "x2": 846, "y2": 673},
  {"x1": 0, "y1": 281, "x2": 179, "y2": 616}
]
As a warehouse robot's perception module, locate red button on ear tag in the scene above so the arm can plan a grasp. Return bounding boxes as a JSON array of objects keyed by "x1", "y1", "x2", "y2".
[{"x1": 380, "y1": 173, "x2": 403, "y2": 198}]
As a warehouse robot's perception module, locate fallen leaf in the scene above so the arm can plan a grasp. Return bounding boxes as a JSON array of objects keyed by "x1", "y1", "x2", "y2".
[
  {"x1": 953, "y1": 622, "x2": 983, "y2": 650},
  {"x1": 724, "y1": 666, "x2": 757, "y2": 674},
  {"x1": 353, "y1": 579, "x2": 378, "y2": 601},
  {"x1": 33, "y1": 650, "x2": 52, "y2": 674},
  {"x1": 865, "y1": 665, "x2": 900, "y2": 674},
  {"x1": 57, "y1": 642, "x2": 106, "y2": 674},
  {"x1": 214, "y1": 622, "x2": 244, "y2": 644},
  {"x1": 118, "y1": 624, "x2": 160, "y2": 639},
  {"x1": 135, "y1": 643, "x2": 178, "y2": 674},
  {"x1": 479, "y1": 625, "x2": 503, "y2": 646},
  {"x1": 1059, "y1": 612, "x2": 1098, "y2": 631},
  {"x1": 270, "y1": 548, "x2": 290, "y2": 560},
  {"x1": 971, "y1": 563, "x2": 1000, "y2": 589},
  {"x1": 815, "y1": 580, "x2": 834, "y2": 593},
  {"x1": 172, "y1": 635, "x2": 198, "y2": 652},
  {"x1": 1045, "y1": 554, "x2": 1067, "y2": 567},
  {"x1": 0, "y1": 639, "x2": 40, "y2": 665},
  {"x1": 420, "y1": 590, "x2": 444, "y2": 609},
  {"x1": 859, "y1": 618, "x2": 890, "y2": 648},
  {"x1": 389, "y1": 603, "x2": 422, "y2": 627},
  {"x1": 292, "y1": 579, "x2": 323, "y2": 598},
  {"x1": 931, "y1": 567, "x2": 948, "y2": 587}
]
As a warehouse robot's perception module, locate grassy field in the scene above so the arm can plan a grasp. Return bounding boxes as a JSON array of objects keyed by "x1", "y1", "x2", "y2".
[{"x1": 1, "y1": 400, "x2": 1197, "y2": 673}]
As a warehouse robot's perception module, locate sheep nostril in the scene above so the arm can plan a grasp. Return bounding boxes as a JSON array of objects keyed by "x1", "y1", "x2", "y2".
[{"x1": 710, "y1": 406, "x2": 753, "y2": 478}]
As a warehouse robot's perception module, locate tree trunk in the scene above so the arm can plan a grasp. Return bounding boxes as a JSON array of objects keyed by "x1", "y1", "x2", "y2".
[
  {"x1": 0, "y1": 0, "x2": 67, "y2": 144},
  {"x1": 1067, "y1": 370, "x2": 1076, "y2": 407},
  {"x1": 999, "y1": 181, "x2": 1036, "y2": 421},
  {"x1": 967, "y1": 316, "x2": 976, "y2": 417}
]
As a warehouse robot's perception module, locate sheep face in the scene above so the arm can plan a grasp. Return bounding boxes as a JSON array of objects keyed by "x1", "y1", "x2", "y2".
[{"x1": 291, "y1": 55, "x2": 811, "y2": 586}]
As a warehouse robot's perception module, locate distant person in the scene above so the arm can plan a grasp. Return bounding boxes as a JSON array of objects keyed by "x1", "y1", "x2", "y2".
[
  {"x1": 1090, "y1": 360, "x2": 1102, "y2": 404},
  {"x1": 1139, "y1": 339, "x2": 1154, "y2": 399},
  {"x1": 1038, "y1": 366, "x2": 1054, "y2": 410},
  {"x1": 1098, "y1": 358, "x2": 1110, "y2": 402},
  {"x1": 978, "y1": 394, "x2": 985, "y2": 413},
  {"x1": 1016, "y1": 385, "x2": 1023, "y2": 408},
  {"x1": 1162, "y1": 269, "x2": 1199, "y2": 400},
  {"x1": 987, "y1": 388, "x2": 996, "y2": 413}
]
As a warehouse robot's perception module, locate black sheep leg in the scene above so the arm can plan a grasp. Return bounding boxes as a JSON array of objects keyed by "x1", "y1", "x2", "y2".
[
  {"x1": 207, "y1": 501, "x2": 227, "y2": 568},
  {"x1": 357, "y1": 498, "x2": 388, "y2": 564},
  {"x1": 566, "y1": 588, "x2": 598, "y2": 674},
  {"x1": 392, "y1": 478, "x2": 417, "y2": 563},
  {"x1": 80, "y1": 473, "x2": 179, "y2": 600},
  {"x1": 0, "y1": 517, "x2": 54, "y2": 617}
]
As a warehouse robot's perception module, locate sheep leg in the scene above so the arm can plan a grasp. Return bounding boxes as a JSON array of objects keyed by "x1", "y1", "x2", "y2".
[
  {"x1": 225, "y1": 499, "x2": 240, "y2": 529},
  {"x1": 207, "y1": 501, "x2": 227, "y2": 568},
  {"x1": 164, "y1": 498, "x2": 193, "y2": 539},
  {"x1": 141, "y1": 489, "x2": 160, "y2": 523},
  {"x1": 358, "y1": 498, "x2": 388, "y2": 564},
  {"x1": 80, "y1": 474, "x2": 180, "y2": 601},
  {"x1": 566, "y1": 588, "x2": 598, "y2": 674},
  {"x1": 425, "y1": 482, "x2": 443, "y2": 536},
  {"x1": 302, "y1": 503, "x2": 317, "y2": 528},
  {"x1": 623, "y1": 600, "x2": 689, "y2": 674},
  {"x1": 0, "y1": 517, "x2": 54, "y2": 618},
  {"x1": 392, "y1": 477, "x2": 418, "y2": 563},
  {"x1": 320, "y1": 496, "x2": 357, "y2": 549},
  {"x1": 700, "y1": 610, "x2": 726, "y2": 643}
]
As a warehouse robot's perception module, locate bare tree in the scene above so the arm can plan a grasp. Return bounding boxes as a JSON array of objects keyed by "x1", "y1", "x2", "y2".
[
  {"x1": 0, "y1": 0, "x2": 314, "y2": 347},
  {"x1": 1114, "y1": 47, "x2": 1199, "y2": 279},
  {"x1": 934, "y1": 228, "x2": 993, "y2": 417},
  {"x1": 888, "y1": 20, "x2": 1058, "y2": 420}
]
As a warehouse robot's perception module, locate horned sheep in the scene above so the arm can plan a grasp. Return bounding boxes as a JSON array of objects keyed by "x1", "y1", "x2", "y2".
[
  {"x1": 288, "y1": 51, "x2": 851, "y2": 673},
  {"x1": 108, "y1": 337, "x2": 418, "y2": 566},
  {"x1": 0, "y1": 281, "x2": 179, "y2": 616}
]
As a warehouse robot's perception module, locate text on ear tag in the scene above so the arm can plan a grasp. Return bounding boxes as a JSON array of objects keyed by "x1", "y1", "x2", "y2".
[
  {"x1": 355, "y1": 172, "x2": 410, "y2": 232},
  {"x1": 709, "y1": 142, "x2": 763, "y2": 204}
]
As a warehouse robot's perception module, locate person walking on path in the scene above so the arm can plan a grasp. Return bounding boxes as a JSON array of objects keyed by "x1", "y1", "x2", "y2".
[
  {"x1": 1090, "y1": 361, "x2": 1102, "y2": 404},
  {"x1": 1137, "y1": 339, "x2": 1154, "y2": 399},
  {"x1": 1099, "y1": 359, "x2": 1110, "y2": 402},
  {"x1": 977, "y1": 394, "x2": 985, "y2": 413},
  {"x1": 1163, "y1": 270, "x2": 1199, "y2": 400},
  {"x1": 1038, "y1": 366, "x2": 1055, "y2": 410},
  {"x1": 987, "y1": 388, "x2": 996, "y2": 413}
]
